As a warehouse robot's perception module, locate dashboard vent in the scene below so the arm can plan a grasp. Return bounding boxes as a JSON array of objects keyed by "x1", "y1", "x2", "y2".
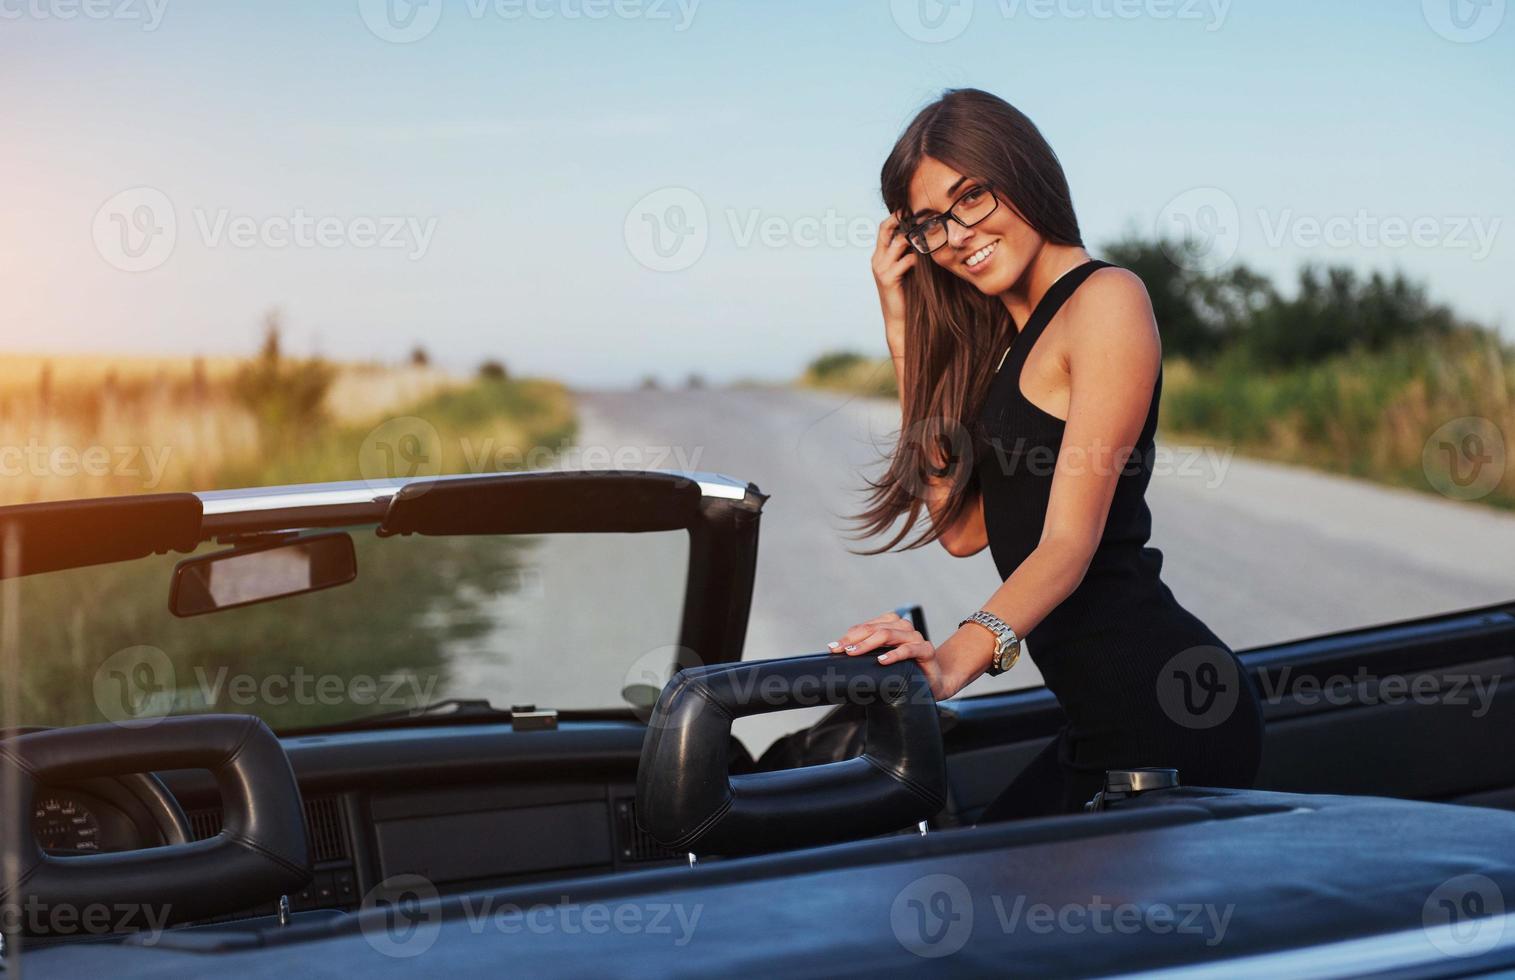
[
  {"x1": 185, "y1": 795, "x2": 350, "y2": 864},
  {"x1": 614, "y1": 798, "x2": 681, "y2": 863},
  {"x1": 304, "y1": 796, "x2": 348, "y2": 864},
  {"x1": 186, "y1": 806, "x2": 222, "y2": 841}
]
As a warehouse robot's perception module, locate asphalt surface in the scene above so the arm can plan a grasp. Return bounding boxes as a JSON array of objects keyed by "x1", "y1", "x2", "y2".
[{"x1": 459, "y1": 384, "x2": 1515, "y2": 754}]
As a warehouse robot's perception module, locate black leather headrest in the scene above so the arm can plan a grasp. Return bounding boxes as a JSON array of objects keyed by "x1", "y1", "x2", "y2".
[
  {"x1": 0, "y1": 715, "x2": 311, "y2": 933},
  {"x1": 636, "y1": 654, "x2": 947, "y2": 856}
]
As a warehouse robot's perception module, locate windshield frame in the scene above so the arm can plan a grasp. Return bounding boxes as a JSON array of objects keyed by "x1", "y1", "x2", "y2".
[{"x1": 0, "y1": 468, "x2": 768, "y2": 733}]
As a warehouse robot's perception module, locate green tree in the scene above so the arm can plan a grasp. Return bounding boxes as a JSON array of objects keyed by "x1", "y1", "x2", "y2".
[
  {"x1": 1102, "y1": 234, "x2": 1272, "y2": 360},
  {"x1": 1242, "y1": 265, "x2": 1459, "y2": 368}
]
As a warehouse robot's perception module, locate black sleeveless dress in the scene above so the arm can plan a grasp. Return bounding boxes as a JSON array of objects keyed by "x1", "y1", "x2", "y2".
[{"x1": 972, "y1": 259, "x2": 1265, "y2": 820}]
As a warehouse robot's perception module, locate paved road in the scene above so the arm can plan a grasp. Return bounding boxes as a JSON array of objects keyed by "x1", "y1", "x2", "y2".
[{"x1": 463, "y1": 384, "x2": 1515, "y2": 754}]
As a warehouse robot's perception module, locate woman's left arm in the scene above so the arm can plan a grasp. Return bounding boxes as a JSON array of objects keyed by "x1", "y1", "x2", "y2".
[{"x1": 833, "y1": 269, "x2": 1162, "y2": 699}]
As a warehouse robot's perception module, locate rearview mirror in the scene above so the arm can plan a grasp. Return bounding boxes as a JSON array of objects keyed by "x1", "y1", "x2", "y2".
[{"x1": 169, "y1": 533, "x2": 357, "y2": 617}]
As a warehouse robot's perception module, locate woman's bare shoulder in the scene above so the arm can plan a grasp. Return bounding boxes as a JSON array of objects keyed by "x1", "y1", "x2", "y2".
[{"x1": 1062, "y1": 265, "x2": 1161, "y2": 362}]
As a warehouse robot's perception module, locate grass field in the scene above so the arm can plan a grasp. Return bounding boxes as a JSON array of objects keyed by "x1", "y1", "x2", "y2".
[
  {"x1": 1160, "y1": 331, "x2": 1515, "y2": 509},
  {"x1": 1, "y1": 347, "x2": 579, "y2": 730},
  {"x1": 0, "y1": 352, "x2": 545, "y2": 503}
]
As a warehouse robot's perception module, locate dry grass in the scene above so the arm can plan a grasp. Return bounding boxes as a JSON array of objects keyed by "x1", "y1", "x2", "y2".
[
  {"x1": 1161, "y1": 331, "x2": 1515, "y2": 508},
  {"x1": 323, "y1": 363, "x2": 461, "y2": 425},
  {"x1": 0, "y1": 354, "x2": 465, "y2": 504},
  {"x1": 0, "y1": 353, "x2": 244, "y2": 391}
]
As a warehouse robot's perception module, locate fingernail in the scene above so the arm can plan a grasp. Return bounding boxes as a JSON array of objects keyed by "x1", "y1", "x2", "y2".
[
  {"x1": 827, "y1": 641, "x2": 840, "y2": 650},
  {"x1": 876, "y1": 654, "x2": 889, "y2": 663},
  {"x1": 844, "y1": 644, "x2": 857, "y2": 652}
]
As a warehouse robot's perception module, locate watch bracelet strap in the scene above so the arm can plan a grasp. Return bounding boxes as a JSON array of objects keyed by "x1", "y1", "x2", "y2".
[{"x1": 959, "y1": 610, "x2": 1020, "y2": 675}]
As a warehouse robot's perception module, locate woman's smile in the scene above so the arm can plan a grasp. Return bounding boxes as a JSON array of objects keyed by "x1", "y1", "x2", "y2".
[{"x1": 963, "y1": 238, "x2": 999, "y2": 273}]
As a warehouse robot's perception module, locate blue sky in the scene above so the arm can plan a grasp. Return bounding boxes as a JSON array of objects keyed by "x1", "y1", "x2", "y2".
[{"x1": 1, "y1": 0, "x2": 1511, "y2": 385}]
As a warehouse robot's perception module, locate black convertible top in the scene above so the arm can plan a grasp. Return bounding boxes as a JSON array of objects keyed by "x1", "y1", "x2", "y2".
[{"x1": 24, "y1": 787, "x2": 1515, "y2": 977}]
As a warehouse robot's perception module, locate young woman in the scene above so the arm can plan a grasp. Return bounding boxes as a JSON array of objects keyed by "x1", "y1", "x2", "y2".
[{"x1": 828, "y1": 88, "x2": 1265, "y2": 819}]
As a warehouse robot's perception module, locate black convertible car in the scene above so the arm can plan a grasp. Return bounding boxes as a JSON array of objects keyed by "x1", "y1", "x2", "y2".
[{"x1": 2, "y1": 468, "x2": 1514, "y2": 977}]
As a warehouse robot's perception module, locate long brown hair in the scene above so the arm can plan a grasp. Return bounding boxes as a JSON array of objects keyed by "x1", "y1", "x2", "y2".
[{"x1": 849, "y1": 88, "x2": 1083, "y2": 554}]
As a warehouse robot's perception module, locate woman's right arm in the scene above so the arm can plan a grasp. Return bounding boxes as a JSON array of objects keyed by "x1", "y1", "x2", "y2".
[{"x1": 874, "y1": 215, "x2": 989, "y2": 558}]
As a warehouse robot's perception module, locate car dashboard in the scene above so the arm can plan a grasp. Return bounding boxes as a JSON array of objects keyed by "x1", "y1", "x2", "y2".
[{"x1": 130, "y1": 720, "x2": 684, "y2": 925}]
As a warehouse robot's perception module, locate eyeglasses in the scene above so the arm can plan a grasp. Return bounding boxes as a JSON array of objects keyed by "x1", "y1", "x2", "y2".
[{"x1": 902, "y1": 184, "x2": 999, "y2": 255}]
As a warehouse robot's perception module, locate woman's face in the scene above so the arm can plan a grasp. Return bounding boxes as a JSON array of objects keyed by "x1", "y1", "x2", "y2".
[{"x1": 906, "y1": 155, "x2": 1044, "y2": 296}]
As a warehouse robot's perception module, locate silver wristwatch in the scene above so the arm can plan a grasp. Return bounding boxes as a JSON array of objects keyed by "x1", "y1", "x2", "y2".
[{"x1": 959, "y1": 610, "x2": 1021, "y2": 676}]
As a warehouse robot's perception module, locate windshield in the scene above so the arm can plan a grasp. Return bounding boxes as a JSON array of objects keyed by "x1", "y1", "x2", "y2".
[{"x1": 3, "y1": 526, "x2": 689, "y2": 731}]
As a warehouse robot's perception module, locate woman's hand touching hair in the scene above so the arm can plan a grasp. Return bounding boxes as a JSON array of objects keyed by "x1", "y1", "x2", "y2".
[{"x1": 872, "y1": 214, "x2": 917, "y2": 356}]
